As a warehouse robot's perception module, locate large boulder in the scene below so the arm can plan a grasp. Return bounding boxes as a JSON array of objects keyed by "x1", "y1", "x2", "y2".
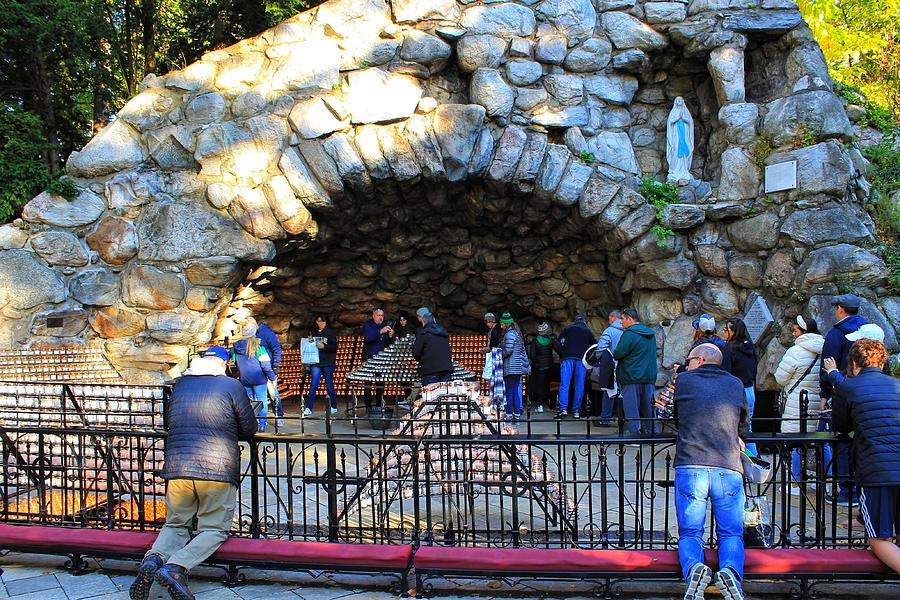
[
  {"x1": 717, "y1": 147, "x2": 759, "y2": 201},
  {"x1": 700, "y1": 277, "x2": 740, "y2": 316},
  {"x1": 795, "y1": 244, "x2": 886, "y2": 289},
  {"x1": 537, "y1": 0, "x2": 597, "y2": 43},
  {"x1": 585, "y1": 73, "x2": 639, "y2": 105},
  {"x1": 470, "y1": 68, "x2": 514, "y2": 118},
  {"x1": 195, "y1": 114, "x2": 288, "y2": 180},
  {"x1": 456, "y1": 35, "x2": 507, "y2": 73},
  {"x1": 762, "y1": 91, "x2": 852, "y2": 147},
  {"x1": 601, "y1": 12, "x2": 667, "y2": 51},
  {"x1": 137, "y1": 200, "x2": 275, "y2": 262},
  {"x1": 433, "y1": 104, "x2": 486, "y2": 183},
  {"x1": 69, "y1": 269, "x2": 120, "y2": 307},
  {"x1": 185, "y1": 256, "x2": 243, "y2": 287},
  {"x1": 633, "y1": 257, "x2": 698, "y2": 290},
  {"x1": 347, "y1": 68, "x2": 423, "y2": 124},
  {"x1": 30, "y1": 305, "x2": 89, "y2": 338},
  {"x1": 146, "y1": 310, "x2": 216, "y2": 344},
  {"x1": 0, "y1": 250, "x2": 67, "y2": 311},
  {"x1": 22, "y1": 190, "x2": 105, "y2": 228},
  {"x1": 121, "y1": 265, "x2": 185, "y2": 310},
  {"x1": 86, "y1": 216, "x2": 139, "y2": 265},
  {"x1": 0, "y1": 225, "x2": 28, "y2": 250},
  {"x1": 632, "y1": 289, "x2": 684, "y2": 324},
  {"x1": 780, "y1": 205, "x2": 872, "y2": 247},
  {"x1": 461, "y1": 3, "x2": 537, "y2": 37},
  {"x1": 662, "y1": 315, "x2": 696, "y2": 368},
  {"x1": 728, "y1": 255, "x2": 763, "y2": 289},
  {"x1": 765, "y1": 141, "x2": 853, "y2": 197},
  {"x1": 66, "y1": 119, "x2": 147, "y2": 178},
  {"x1": 727, "y1": 212, "x2": 779, "y2": 251},
  {"x1": 564, "y1": 37, "x2": 612, "y2": 72},
  {"x1": 29, "y1": 231, "x2": 88, "y2": 267},
  {"x1": 589, "y1": 132, "x2": 639, "y2": 174}
]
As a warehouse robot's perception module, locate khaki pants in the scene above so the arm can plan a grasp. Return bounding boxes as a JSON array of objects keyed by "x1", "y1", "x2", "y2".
[{"x1": 147, "y1": 479, "x2": 237, "y2": 570}]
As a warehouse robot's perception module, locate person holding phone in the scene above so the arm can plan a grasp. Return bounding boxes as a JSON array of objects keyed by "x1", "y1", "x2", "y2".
[{"x1": 304, "y1": 315, "x2": 339, "y2": 416}]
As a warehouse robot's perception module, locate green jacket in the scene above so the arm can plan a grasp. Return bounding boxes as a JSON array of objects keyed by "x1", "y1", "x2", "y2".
[{"x1": 613, "y1": 323, "x2": 658, "y2": 384}]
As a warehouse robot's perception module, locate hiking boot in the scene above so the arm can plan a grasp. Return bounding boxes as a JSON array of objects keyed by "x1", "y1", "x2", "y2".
[
  {"x1": 683, "y1": 563, "x2": 712, "y2": 600},
  {"x1": 715, "y1": 568, "x2": 745, "y2": 600},
  {"x1": 129, "y1": 553, "x2": 165, "y2": 600},
  {"x1": 155, "y1": 563, "x2": 195, "y2": 600}
]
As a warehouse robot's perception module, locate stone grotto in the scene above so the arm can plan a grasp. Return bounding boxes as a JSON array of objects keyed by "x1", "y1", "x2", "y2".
[{"x1": 0, "y1": 0, "x2": 895, "y2": 386}]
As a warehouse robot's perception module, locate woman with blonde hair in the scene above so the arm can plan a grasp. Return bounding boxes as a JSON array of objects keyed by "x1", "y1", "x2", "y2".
[{"x1": 231, "y1": 323, "x2": 277, "y2": 431}]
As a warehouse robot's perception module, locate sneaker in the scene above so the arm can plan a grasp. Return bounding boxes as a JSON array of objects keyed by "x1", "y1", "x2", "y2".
[
  {"x1": 573, "y1": 412, "x2": 580, "y2": 419},
  {"x1": 791, "y1": 483, "x2": 816, "y2": 496},
  {"x1": 129, "y1": 553, "x2": 165, "y2": 600},
  {"x1": 683, "y1": 563, "x2": 712, "y2": 600},
  {"x1": 536, "y1": 405, "x2": 544, "y2": 413},
  {"x1": 329, "y1": 407, "x2": 338, "y2": 415},
  {"x1": 155, "y1": 563, "x2": 194, "y2": 600},
  {"x1": 303, "y1": 407, "x2": 312, "y2": 417},
  {"x1": 558, "y1": 410, "x2": 568, "y2": 418},
  {"x1": 276, "y1": 418, "x2": 285, "y2": 428},
  {"x1": 715, "y1": 568, "x2": 745, "y2": 600}
]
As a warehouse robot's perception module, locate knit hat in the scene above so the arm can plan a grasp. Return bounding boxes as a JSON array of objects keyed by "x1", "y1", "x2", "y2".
[
  {"x1": 398, "y1": 310, "x2": 410, "y2": 320},
  {"x1": 500, "y1": 311, "x2": 514, "y2": 325},
  {"x1": 416, "y1": 307, "x2": 432, "y2": 320},
  {"x1": 538, "y1": 322, "x2": 551, "y2": 335},
  {"x1": 241, "y1": 323, "x2": 258, "y2": 338},
  {"x1": 484, "y1": 312, "x2": 496, "y2": 323},
  {"x1": 692, "y1": 313, "x2": 715, "y2": 332},
  {"x1": 203, "y1": 346, "x2": 230, "y2": 362}
]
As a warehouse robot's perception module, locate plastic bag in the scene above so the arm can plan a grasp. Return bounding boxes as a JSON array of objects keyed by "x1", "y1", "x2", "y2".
[
  {"x1": 300, "y1": 338, "x2": 320, "y2": 364},
  {"x1": 741, "y1": 450, "x2": 772, "y2": 484},
  {"x1": 743, "y1": 494, "x2": 775, "y2": 548},
  {"x1": 482, "y1": 354, "x2": 493, "y2": 380}
]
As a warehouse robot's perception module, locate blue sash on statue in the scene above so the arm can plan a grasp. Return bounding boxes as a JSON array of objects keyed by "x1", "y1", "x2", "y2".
[{"x1": 676, "y1": 120, "x2": 690, "y2": 158}]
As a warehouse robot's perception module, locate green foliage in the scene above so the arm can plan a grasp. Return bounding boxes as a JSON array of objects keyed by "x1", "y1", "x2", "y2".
[
  {"x1": 579, "y1": 150, "x2": 596, "y2": 165},
  {"x1": 791, "y1": 122, "x2": 817, "y2": 149},
  {"x1": 0, "y1": 103, "x2": 51, "y2": 221},
  {"x1": 751, "y1": 137, "x2": 774, "y2": 169},
  {"x1": 640, "y1": 178, "x2": 678, "y2": 246},
  {"x1": 47, "y1": 175, "x2": 79, "y2": 201},
  {"x1": 835, "y1": 81, "x2": 898, "y2": 133},
  {"x1": 651, "y1": 224, "x2": 675, "y2": 247},
  {"x1": 799, "y1": 0, "x2": 900, "y2": 120},
  {"x1": 878, "y1": 240, "x2": 900, "y2": 294},
  {"x1": 745, "y1": 206, "x2": 760, "y2": 217}
]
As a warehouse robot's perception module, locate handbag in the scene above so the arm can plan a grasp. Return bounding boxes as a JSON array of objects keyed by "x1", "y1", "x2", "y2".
[
  {"x1": 300, "y1": 338, "x2": 320, "y2": 365},
  {"x1": 743, "y1": 491, "x2": 775, "y2": 548},
  {"x1": 741, "y1": 449, "x2": 772, "y2": 484},
  {"x1": 777, "y1": 355, "x2": 819, "y2": 416}
]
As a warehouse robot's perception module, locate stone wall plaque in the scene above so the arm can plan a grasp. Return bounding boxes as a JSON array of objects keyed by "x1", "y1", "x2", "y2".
[
  {"x1": 743, "y1": 293, "x2": 774, "y2": 343},
  {"x1": 764, "y1": 160, "x2": 797, "y2": 193}
]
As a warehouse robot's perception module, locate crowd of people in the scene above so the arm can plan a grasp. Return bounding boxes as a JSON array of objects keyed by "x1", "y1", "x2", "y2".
[{"x1": 126, "y1": 294, "x2": 900, "y2": 600}]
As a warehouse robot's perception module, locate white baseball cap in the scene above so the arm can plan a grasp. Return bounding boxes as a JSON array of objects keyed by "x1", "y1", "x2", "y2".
[{"x1": 845, "y1": 323, "x2": 885, "y2": 342}]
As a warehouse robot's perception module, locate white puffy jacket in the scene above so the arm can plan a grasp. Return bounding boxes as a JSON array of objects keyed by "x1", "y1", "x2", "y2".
[{"x1": 773, "y1": 333, "x2": 824, "y2": 433}]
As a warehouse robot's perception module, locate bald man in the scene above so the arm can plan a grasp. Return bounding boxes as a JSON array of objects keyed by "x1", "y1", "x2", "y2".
[{"x1": 673, "y1": 343, "x2": 749, "y2": 600}]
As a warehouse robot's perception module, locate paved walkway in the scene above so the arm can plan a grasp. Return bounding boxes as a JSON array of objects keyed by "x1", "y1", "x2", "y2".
[{"x1": 1, "y1": 551, "x2": 896, "y2": 599}]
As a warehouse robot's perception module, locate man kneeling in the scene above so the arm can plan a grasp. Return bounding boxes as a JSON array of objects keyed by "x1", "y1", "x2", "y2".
[
  {"x1": 674, "y1": 343, "x2": 749, "y2": 600},
  {"x1": 832, "y1": 338, "x2": 900, "y2": 572},
  {"x1": 130, "y1": 346, "x2": 257, "y2": 600}
]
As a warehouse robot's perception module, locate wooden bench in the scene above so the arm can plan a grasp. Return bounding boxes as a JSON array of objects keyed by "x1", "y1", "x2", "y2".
[
  {"x1": 0, "y1": 523, "x2": 413, "y2": 592},
  {"x1": 412, "y1": 545, "x2": 897, "y2": 599}
]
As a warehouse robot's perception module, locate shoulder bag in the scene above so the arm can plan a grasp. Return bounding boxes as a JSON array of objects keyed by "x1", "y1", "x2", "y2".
[{"x1": 777, "y1": 354, "x2": 819, "y2": 416}]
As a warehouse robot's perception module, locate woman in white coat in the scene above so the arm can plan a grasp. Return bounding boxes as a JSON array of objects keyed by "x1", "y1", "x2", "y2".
[{"x1": 773, "y1": 315, "x2": 830, "y2": 490}]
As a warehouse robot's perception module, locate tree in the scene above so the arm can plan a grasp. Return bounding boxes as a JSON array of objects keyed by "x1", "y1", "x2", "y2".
[
  {"x1": 0, "y1": 103, "x2": 51, "y2": 221},
  {"x1": 799, "y1": 0, "x2": 900, "y2": 118}
]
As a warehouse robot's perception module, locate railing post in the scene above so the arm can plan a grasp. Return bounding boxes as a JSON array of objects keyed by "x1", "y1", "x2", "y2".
[
  {"x1": 326, "y1": 417, "x2": 339, "y2": 543},
  {"x1": 249, "y1": 438, "x2": 260, "y2": 538},
  {"x1": 799, "y1": 390, "x2": 809, "y2": 434}
]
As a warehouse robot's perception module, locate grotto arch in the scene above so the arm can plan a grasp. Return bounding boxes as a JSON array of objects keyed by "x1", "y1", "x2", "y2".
[{"x1": 0, "y1": 0, "x2": 890, "y2": 385}]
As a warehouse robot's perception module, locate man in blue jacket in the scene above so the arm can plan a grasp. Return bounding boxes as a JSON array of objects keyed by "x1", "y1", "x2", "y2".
[
  {"x1": 558, "y1": 314, "x2": 595, "y2": 418},
  {"x1": 361, "y1": 307, "x2": 394, "y2": 413},
  {"x1": 130, "y1": 346, "x2": 257, "y2": 600},
  {"x1": 613, "y1": 308, "x2": 658, "y2": 434},
  {"x1": 820, "y1": 294, "x2": 867, "y2": 506},
  {"x1": 831, "y1": 339, "x2": 900, "y2": 572}
]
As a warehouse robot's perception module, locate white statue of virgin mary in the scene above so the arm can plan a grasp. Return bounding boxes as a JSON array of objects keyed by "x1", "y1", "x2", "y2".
[{"x1": 666, "y1": 96, "x2": 694, "y2": 185}]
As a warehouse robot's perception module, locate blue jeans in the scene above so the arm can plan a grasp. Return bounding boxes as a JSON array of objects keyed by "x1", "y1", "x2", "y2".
[
  {"x1": 245, "y1": 384, "x2": 268, "y2": 430},
  {"x1": 816, "y1": 415, "x2": 842, "y2": 485},
  {"x1": 504, "y1": 374, "x2": 523, "y2": 415},
  {"x1": 422, "y1": 371, "x2": 453, "y2": 386},
  {"x1": 792, "y1": 443, "x2": 832, "y2": 481},
  {"x1": 744, "y1": 387, "x2": 757, "y2": 456},
  {"x1": 271, "y1": 378, "x2": 283, "y2": 417},
  {"x1": 675, "y1": 466, "x2": 745, "y2": 581},
  {"x1": 306, "y1": 366, "x2": 337, "y2": 410},
  {"x1": 600, "y1": 390, "x2": 616, "y2": 419},
  {"x1": 559, "y1": 359, "x2": 586, "y2": 413},
  {"x1": 621, "y1": 383, "x2": 655, "y2": 433}
]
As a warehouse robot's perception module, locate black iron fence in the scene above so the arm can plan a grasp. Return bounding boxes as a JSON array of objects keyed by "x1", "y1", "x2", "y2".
[{"x1": 0, "y1": 423, "x2": 866, "y2": 552}]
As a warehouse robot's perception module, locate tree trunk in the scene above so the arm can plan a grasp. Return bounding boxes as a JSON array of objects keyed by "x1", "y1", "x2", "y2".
[
  {"x1": 142, "y1": 0, "x2": 156, "y2": 76},
  {"x1": 28, "y1": 43, "x2": 61, "y2": 173}
]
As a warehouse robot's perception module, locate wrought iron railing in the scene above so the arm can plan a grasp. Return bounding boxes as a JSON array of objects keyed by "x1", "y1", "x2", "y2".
[{"x1": 0, "y1": 424, "x2": 863, "y2": 551}]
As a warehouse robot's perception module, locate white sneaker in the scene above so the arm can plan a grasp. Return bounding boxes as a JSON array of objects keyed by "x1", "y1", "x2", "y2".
[
  {"x1": 573, "y1": 412, "x2": 580, "y2": 419},
  {"x1": 303, "y1": 407, "x2": 312, "y2": 417},
  {"x1": 276, "y1": 418, "x2": 285, "y2": 428},
  {"x1": 536, "y1": 405, "x2": 544, "y2": 413},
  {"x1": 329, "y1": 407, "x2": 338, "y2": 415}
]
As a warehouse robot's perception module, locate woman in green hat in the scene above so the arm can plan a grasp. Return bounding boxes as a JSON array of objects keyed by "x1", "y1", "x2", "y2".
[{"x1": 500, "y1": 311, "x2": 531, "y2": 419}]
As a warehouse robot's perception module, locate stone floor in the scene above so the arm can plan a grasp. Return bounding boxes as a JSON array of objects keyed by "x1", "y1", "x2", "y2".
[{"x1": 0, "y1": 552, "x2": 896, "y2": 599}]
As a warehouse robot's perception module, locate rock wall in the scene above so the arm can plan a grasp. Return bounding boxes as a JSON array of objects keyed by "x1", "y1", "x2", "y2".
[{"x1": 0, "y1": 0, "x2": 893, "y2": 384}]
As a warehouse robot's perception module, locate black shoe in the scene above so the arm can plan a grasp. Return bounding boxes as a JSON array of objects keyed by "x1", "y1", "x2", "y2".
[
  {"x1": 155, "y1": 563, "x2": 195, "y2": 600},
  {"x1": 683, "y1": 563, "x2": 712, "y2": 600},
  {"x1": 715, "y1": 568, "x2": 745, "y2": 600},
  {"x1": 129, "y1": 553, "x2": 165, "y2": 600}
]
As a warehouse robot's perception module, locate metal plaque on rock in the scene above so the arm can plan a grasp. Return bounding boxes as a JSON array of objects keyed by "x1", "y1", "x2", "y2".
[
  {"x1": 764, "y1": 160, "x2": 797, "y2": 193},
  {"x1": 743, "y1": 293, "x2": 774, "y2": 343}
]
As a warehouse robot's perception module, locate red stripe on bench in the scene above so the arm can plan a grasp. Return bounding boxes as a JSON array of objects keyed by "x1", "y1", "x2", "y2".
[
  {"x1": 414, "y1": 546, "x2": 891, "y2": 576},
  {"x1": 0, "y1": 524, "x2": 413, "y2": 568},
  {"x1": 414, "y1": 546, "x2": 680, "y2": 573}
]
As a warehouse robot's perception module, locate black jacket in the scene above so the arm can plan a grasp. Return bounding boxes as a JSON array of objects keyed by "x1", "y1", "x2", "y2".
[
  {"x1": 726, "y1": 339, "x2": 757, "y2": 388},
  {"x1": 487, "y1": 325, "x2": 502, "y2": 349},
  {"x1": 559, "y1": 320, "x2": 595, "y2": 360},
  {"x1": 673, "y1": 364, "x2": 749, "y2": 473},
  {"x1": 833, "y1": 367, "x2": 900, "y2": 486},
  {"x1": 528, "y1": 335, "x2": 561, "y2": 371},
  {"x1": 312, "y1": 326, "x2": 338, "y2": 367},
  {"x1": 411, "y1": 320, "x2": 453, "y2": 377},
  {"x1": 162, "y1": 371, "x2": 258, "y2": 487}
]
